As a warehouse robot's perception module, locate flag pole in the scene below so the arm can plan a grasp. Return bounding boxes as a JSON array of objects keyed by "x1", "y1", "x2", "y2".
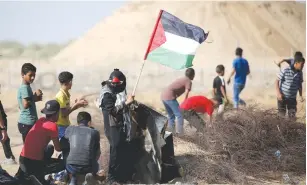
[
  {"x1": 132, "y1": 60, "x2": 145, "y2": 97},
  {"x1": 132, "y1": 10, "x2": 163, "y2": 97}
]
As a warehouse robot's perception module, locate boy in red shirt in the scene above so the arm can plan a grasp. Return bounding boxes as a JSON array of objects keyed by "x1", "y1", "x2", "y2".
[
  {"x1": 180, "y1": 96, "x2": 218, "y2": 129},
  {"x1": 15, "y1": 100, "x2": 62, "y2": 185}
]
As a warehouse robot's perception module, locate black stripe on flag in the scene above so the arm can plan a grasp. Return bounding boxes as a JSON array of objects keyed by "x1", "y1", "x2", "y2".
[{"x1": 161, "y1": 10, "x2": 207, "y2": 44}]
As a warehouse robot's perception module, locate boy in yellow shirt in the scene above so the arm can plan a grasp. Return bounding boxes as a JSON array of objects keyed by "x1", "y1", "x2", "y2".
[{"x1": 55, "y1": 71, "x2": 88, "y2": 138}]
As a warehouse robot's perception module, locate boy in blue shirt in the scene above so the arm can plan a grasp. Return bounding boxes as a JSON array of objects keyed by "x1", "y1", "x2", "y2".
[
  {"x1": 17, "y1": 63, "x2": 43, "y2": 143},
  {"x1": 227, "y1": 47, "x2": 250, "y2": 109}
]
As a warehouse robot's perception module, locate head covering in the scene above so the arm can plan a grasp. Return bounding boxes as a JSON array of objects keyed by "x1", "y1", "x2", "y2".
[
  {"x1": 106, "y1": 69, "x2": 126, "y2": 94},
  {"x1": 41, "y1": 100, "x2": 60, "y2": 115}
]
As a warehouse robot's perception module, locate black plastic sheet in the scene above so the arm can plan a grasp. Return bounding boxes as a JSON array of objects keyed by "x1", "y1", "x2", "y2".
[{"x1": 129, "y1": 102, "x2": 181, "y2": 183}]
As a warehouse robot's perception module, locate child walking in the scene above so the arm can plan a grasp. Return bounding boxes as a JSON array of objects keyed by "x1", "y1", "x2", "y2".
[
  {"x1": 213, "y1": 65, "x2": 228, "y2": 116},
  {"x1": 276, "y1": 57, "x2": 304, "y2": 118}
]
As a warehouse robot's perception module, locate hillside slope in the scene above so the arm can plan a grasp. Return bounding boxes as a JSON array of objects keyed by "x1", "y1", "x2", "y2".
[{"x1": 52, "y1": 1, "x2": 306, "y2": 107}]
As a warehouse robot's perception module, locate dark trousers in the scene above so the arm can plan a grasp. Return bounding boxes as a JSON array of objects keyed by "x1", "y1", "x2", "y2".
[
  {"x1": 15, "y1": 144, "x2": 54, "y2": 185},
  {"x1": 1, "y1": 117, "x2": 15, "y2": 159},
  {"x1": 18, "y1": 123, "x2": 33, "y2": 143},
  {"x1": 59, "y1": 137, "x2": 70, "y2": 166},
  {"x1": 58, "y1": 126, "x2": 70, "y2": 166},
  {"x1": 108, "y1": 126, "x2": 134, "y2": 183},
  {"x1": 278, "y1": 98, "x2": 297, "y2": 118}
]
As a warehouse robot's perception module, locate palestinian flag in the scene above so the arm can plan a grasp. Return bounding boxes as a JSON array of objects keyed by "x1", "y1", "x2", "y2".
[{"x1": 144, "y1": 10, "x2": 208, "y2": 70}]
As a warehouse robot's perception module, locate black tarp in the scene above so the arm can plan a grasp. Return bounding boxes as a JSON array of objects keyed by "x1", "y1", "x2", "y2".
[{"x1": 129, "y1": 102, "x2": 181, "y2": 183}]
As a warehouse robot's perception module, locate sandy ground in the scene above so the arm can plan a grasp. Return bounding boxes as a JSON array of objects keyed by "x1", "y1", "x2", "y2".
[
  {"x1": 0, "y1": 89, "x2": 305, "y2": 185},
  {"x1": 0, "y1": 1, "x2": 305, "y2": 184}
]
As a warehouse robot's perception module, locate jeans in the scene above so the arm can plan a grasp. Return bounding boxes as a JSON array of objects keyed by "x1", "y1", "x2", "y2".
[
  {"x1": 66, "y1": 162, "x2": 99, "y2": 185},
  {"x1": 277, "y1": 98, "x2": 297, "y2": 118},
  {"x1": 233, "y1": 83, "x2": 246, "y2": 108},
  {"x1": 162, "y1": 99, "x2": 184, "y2": 134},
  {"x1": 58, "y1": 126, "x2": 68, "y2": 138},
  {"x1": 1, "y1": 117, "x2": 15, "y2": 159},
  {"x1": 18, "y1": 123, "x2": 33, "y2": 143}
]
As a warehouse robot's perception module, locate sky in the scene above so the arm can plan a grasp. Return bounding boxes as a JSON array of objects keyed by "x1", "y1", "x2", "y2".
[
  {"x1": 1, "y1": 1, "x2": 305, "y2": 44},
  {"x1": 0, "y1": 1, "x2": 126, "y2": 44}
]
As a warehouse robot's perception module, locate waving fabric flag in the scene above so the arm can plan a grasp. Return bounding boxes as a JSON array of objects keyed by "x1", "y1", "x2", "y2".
[{"x1": 144, "y1": 10, "x2": 208, "y2": 70}]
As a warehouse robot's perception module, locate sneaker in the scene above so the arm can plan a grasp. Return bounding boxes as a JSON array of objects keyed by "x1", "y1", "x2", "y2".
[
  {"x1": 1, "y1": 158, "x2": 17, "y2": 165},
  {"x1": 83, "y1": 173, "x2": 95, "y2": 185}
]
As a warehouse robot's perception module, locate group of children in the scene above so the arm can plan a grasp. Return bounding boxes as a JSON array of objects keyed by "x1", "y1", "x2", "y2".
[
  {"x1": 0, "y1": 46, "x2": 305, "y2": 185},
  {"x1": 161, "y1": 47, "x2": 305, "y2": 134},
  {"x1": 0, "y1": 63, "x2": 103, "y2": 185},
  {"x1": 161, "y1": 47, "x2": 250, "y2": 133}
]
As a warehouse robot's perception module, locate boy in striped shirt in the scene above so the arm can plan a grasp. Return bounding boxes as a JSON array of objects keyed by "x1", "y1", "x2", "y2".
[
  {"x1": 276, "y1": 57, "x2": 304, "y2": 118},
  {"x1": 275, "y1": 51, "x2": 303, "y2": 68}
]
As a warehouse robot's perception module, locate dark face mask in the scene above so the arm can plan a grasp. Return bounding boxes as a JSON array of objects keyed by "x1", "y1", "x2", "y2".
[
  {"x1": 106, "y1": 69, "x2": 127, "y2": 94},
  {"x1": 107, "y1": 81, "x2": 126, "y2": 94}
]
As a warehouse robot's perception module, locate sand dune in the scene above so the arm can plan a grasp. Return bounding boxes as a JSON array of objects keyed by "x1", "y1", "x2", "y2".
[
  {"x1": 50, "y1": 1, "x2": 306, "y2": 109},
  {"x1": 0, "y1": 2, "x2": 306, "y2": 181},
  {"x1": 54, "y1": 1, "x2": 306, "y2": 64}
]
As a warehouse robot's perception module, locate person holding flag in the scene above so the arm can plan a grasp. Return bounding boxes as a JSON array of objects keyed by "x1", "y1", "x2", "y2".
[{"x1": 99, "y1": 69, "x2": 135, "y2": 184}]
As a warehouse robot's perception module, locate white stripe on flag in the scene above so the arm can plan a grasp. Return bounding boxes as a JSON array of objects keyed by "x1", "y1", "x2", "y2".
[{"x1": 160, "y1": 32, "x2": 200, "y2": 55}]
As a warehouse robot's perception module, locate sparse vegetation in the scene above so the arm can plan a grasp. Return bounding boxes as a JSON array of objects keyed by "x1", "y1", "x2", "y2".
[{"x1": 0, "y1": 40, "x2": 72, "y2": 59}]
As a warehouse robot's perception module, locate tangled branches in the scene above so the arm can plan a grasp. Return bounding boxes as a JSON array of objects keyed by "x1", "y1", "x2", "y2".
[{"x1": 180, "y1": 106, "x2": 305, "y2": 184}]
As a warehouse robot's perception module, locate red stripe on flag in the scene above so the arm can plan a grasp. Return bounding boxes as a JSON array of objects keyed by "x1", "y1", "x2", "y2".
[
  {"x1": 148, "y1": 19, "x2": 166, "y2": 53},
  {"x1": 144, "y1": 10, "x2": 164, "y2": 60}
]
